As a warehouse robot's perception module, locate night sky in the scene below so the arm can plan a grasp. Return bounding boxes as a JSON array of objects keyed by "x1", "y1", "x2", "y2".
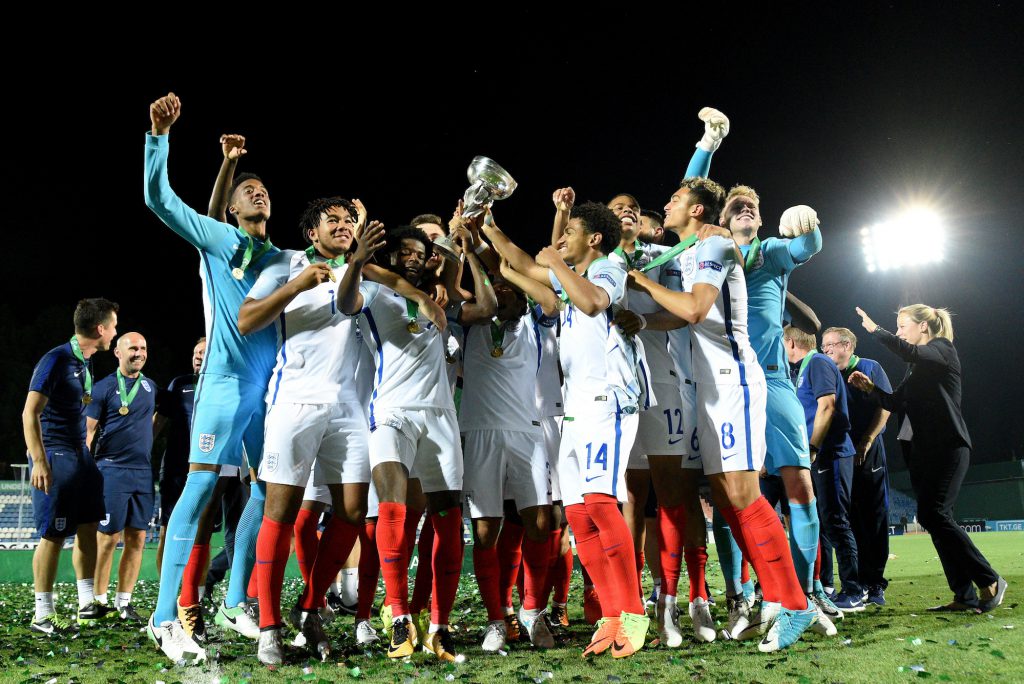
[{"x1": 4, "y1": 6, "x2": 1022, "y2": 467}]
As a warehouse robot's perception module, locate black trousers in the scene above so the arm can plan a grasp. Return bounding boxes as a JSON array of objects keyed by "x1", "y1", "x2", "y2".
[
  {"x1": 906, "y1": 443, "x2": 998, "y2": 603},
  {"x1": 813, "y1": 454, "x2": 860, "y2": 595},
  {"x1": 851, "y1": 440, "x2": 889, "y2": 588}
]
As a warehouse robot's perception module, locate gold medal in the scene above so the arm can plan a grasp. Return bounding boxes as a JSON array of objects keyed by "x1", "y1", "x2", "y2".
[
  {"x1": 118, "y1": 406, "x2": 129, "y2": 416},
  {"x1": 407, "y1": 321, "x2": 422, "y2": 334},
  {"x1": 327, "y1": 269, "x2": 337, "y2": 283},
  {"x1": 491, "y1": 347, "x2": 504, "y2": 358},
  {"x1": 232, "y1": 267, "x2": 245, "y2": 280},
  {"x1": 82, "y1": 394, "x2": 92, "y2": 405}
]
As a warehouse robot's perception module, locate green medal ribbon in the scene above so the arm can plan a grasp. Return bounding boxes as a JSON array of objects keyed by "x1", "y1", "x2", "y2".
[
  {"x1": 846, "y1": 354, "x2": 860, "y2": 373},
  {"x1": 797, "y1": 349, "x2": 818, "y2": 385},
  {"x1": 69, "y1": 335, "x2": 92, "y2": 401},
  {"x1": 613, "y1": 240, "x2": 643, "y2": 270},
  {"x1": 490, "y1": 317, "x2": 506, "y2": 355},
  {"x1": 405, "y1": 298, "x2": 422, "y2": 332},
  {"x1": 235, "y1": 234, "x2": 274, "y2": 277},
  {"x1": 641, "y1": 234, "x2": 698, "y2": 273},
  {"x1": 742, "y1": 237, "x2": 762, "y2": 273},
  {"x1": 304, "y1": 245, "x2": 345, "y2": 269},
  {"x1": 116, "y1": 369, "x2": 145, "y2": 413}
]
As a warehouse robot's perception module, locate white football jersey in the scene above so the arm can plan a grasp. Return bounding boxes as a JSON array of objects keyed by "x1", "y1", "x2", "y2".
[
  {"x1": 610, "y1": 241, "x2": 684, "y2": 387},
  {"x1": 248, "y1": 250, "x2": 360, "y2": 405},
  {"x1": 357, "y1": 281, "x2": 455, "y2": 422},
  {"x1": 678, "y1": 236, "x2": 764, "y2": 386},
  {"x1": 460, "y1": 313, "x2": 540, "y2": 432},
  {"x1": 532, "y1": 306, "x2": 564, "y2": 418},
  {"x1": 550, "y1": 257, "x2": 646, "y2": 416}
]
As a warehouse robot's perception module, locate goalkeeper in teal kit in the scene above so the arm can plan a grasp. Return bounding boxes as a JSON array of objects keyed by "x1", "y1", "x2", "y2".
[
  {"x1": 144, "y1": 93, "x2": 278, "y2": 663},
  {"x1": 691, "y1": 141, "x2": 833, "y2": 638}
]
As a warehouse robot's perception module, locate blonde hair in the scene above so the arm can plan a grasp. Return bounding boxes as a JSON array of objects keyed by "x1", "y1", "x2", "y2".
[
  {"x1": 822, "y1": 326, "x2": 857, "y2": 351},
  {"x1": 898, "y1": 304, "x2": 954, "y2": 342},
  {"x1": 725, "y1": 184, "x2": 761, "y2": 207},
  {"x1": 783, "y1": 325, "x2": 816, "y2": 351}
]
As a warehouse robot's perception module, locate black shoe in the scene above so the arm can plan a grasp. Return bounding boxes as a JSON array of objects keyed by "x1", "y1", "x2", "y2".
[
  {"x1": 327, "y1": 592, "x2": 358, "y2": 616},
  {"x1": 78, "y1": 601, "x2": 115, "y2": 625},
  {"x1": 31, "y1": 614, "x2": 80, "y2": 637},
  {"x1": 118, "y1": 603, "x2": 145, "y2": 623}
]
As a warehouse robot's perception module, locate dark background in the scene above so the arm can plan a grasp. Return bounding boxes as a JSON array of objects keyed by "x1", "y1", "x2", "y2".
[{"x1": 3, "y1": 6, "x2": 1022, "y2": 472}]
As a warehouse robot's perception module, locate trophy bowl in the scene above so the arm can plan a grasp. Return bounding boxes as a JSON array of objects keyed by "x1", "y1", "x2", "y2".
[
  {"x1": 462, "y1": 156, "x2": 517, "y2": 218},
  {"x1": 432, "y1": 235, "x2": 462, "y2": 264}
]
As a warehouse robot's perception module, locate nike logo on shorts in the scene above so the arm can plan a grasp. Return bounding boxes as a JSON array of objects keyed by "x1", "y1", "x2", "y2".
[
  {"x1": 585, "y1": 475, "x2": 603, "y2": 482},
  {"x1": 723, "y1": 454, "x2": 736, "y2": 460},
  {"x1": 817, "y1": 468, "x2": 830, "y2": 474},
  {"x1": 687, "y1": 455, "x2": 701, "y2": 461},
  {"x1": 668, "y1": 438, "x2": 684, "y2": 445},
  {"x1": 871, "y1": 466, "x2": 884, "y2": 473}
]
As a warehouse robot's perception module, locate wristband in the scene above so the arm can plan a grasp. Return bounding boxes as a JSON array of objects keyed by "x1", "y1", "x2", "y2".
[
  {"x1": 635, "y1": 313, "x2": 648, "y2": 330},
  {"x1": 474, "y1": 242, "x2": 487, "y2": 255}
]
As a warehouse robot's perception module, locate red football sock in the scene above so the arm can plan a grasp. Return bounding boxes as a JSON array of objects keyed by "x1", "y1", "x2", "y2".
[
  {"x1": 565, "y1": 503, "x2": 618, "y2": 618},
  {"x1": 734, "y1": 498, "x2": 806, "y2": 610},
  {"x1": 551, "y1": 546, "x2": 573, "y2": 604},
  {"x1": 255, "y1": 518, "x2": 292, "y2": 628},
  {"x1": 430, "y1": 508, "x2": 464, "y2": 626},
  {"x1": 302, "y1": 517, "x2": 360, "y2": 610},
  {"x1": 580, "y1": 563, "x2": 594, "y2": 588},
  {"x1": 521, "y1": 535, "x2": 552, "y2": 611},
  {"x1": 585, "y1": 494, "x2": 644, "y2": 615},
  {"x1": 377, "y1": 502, "x2": 410, "y2": 614},
  {"x1": 357, "y1": 520, "x2": 380, "y2": 620},
  {"x1": 814, "y1": 543, "x2": 822, "y2": 581},
  {"x1": 741, "y1": 558, "x2": 751, "y2": 585},
  {"x1": 293, "y1": 508, "x2": 320, "y2": 587},
  {"x1": 684, "y1": 545, "x2": 709, "y2": 601},
  {"x1": 497, "y1": 521, "x2": 524, "y2": 609},
  {"x1": 635, "y1": 549, "x2": 645, "y2": 593},
  {"x1": 410, "y1": 516, "x2": 435, "y2": 614},
  {"x1": 657, "y1": 503, "x2": 687, "y2": 598},
  {"x1": 247, "y1": 563, "x2": 258, "y2": 600},
  {"x1": 473, "y1": 545, "x2": 504, "y2": 621},
  {"x1": 404, "y1": 508, "x2": 423, "y2": 557},
  {"x1": 179, "y1": 544, "x2": 209, "y2": 607}
]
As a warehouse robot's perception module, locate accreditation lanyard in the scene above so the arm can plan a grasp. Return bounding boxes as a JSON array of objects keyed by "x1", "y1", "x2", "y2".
[
  {"x1": 742, "y1": 237, "x2": 762, "y2": 273},
  {"x1": 405, "y1": 299, "x2": 422, "y2": 333},
  {"x1": 846, "y1": 354, "x2": 860, "y2": 372},
  {"x1": 797, "y1": 349, "x2": 818, "y2": 386},
  {"x1": 490, "y1": 318, "x2": 506, "y2": 358},
  {"x1": 69, "y1": 336, "x2": 92, "y2": 404}
]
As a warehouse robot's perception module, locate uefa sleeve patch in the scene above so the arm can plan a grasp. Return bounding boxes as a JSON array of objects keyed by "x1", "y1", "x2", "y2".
[
  {"x1": 592, "y1": 272, "x2": 618, "y2": 286},
  {"x1": 698, "y1": 260, "x2": 723, "y2": 272}
]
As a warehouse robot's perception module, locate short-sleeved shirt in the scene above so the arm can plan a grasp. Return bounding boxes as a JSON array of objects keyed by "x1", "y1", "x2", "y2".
[
  {"x1": 532, "y1": 305, "x2": 564, "y2": 418},
  {"x1": 678, "y1": 236, "x2": 764, "y2": 387},
  {"x1": 155, "y1": 373, "x2": 198, "y2": 480},
  {"x1": 793, "y1": 352, "x2": 855, "y2": 458},
  {"x1": 86, "y1": 372, "x2": 159, "y2": 470},
  {"x1": 248, "y1": 249, "x2": 360, "y2": 405},
  {"x1": 840, "y1": 356, "x2": 893, "y2": 443},
  {"x1": 739, "y1": 236, "x2": 817, "y2": 381},
  {"x1": 461, "y1": 313, "x2": 541, "y2": 432},
  {"x1": 357, "y1": 281, "x2": 455, "y2": 421},
  {"x1": 610, "y1": 241, "x2": 684, "y2": 384},
  {"x1": 550, "y1": 257, "x2": 643, "y2": 415},
  {"x1": 28, "y1": 342, "x2": 89, "y2": 451}
]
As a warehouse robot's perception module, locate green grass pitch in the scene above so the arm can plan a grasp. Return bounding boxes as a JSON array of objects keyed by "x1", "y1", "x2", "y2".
[{"x1": 0, "y1": 532, "x2": 1019, "y2": 683}]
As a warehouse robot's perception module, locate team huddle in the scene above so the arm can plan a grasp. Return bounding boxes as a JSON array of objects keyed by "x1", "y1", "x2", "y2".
[{"x1": 25, "y1": 92, "x2": 898, "y2": 669}]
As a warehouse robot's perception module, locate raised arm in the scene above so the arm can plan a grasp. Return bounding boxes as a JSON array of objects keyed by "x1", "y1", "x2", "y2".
[
  {"x1": 480, "y1": 210, "x2": 552, "y2": 285},
  {"x1": 337, "y1": 222, "x2": 387, "y2": 315},
  {"x1": 855, "y1": 307, "x2": 951, "y2": 369},
  {"x1": 540, "y1": 248, "x2": 609, "y2": 316},
  {"x1": 145, "y1": 93, "x2": 229, "y2": 250},
  {"x1": 364, "y1": 262, "x2": 448, "y2": 332},
  {"x1": 779, "y1": 205, "x2": 823, "y2": 263},
  {"x1": 499, "y1": 258, "x2": 559, "y2": 317},
  {"x1": 683, "y1": 107, "x2": 730, "y2": 179},
  {"x1": 550, "y1": 187, "x2": 575, "y2": 246},
  {"x1": 453, "y1": 231, "x2": 498, "y2": 326},
  {"x1": 208, "y1": 134, "x2": 247, "y2": 221}
]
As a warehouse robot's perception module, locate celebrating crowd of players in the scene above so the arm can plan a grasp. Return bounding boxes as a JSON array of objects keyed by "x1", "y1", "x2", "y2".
[{"x1": 20, "y1": 92, "x2": 1004, "y2": 670}]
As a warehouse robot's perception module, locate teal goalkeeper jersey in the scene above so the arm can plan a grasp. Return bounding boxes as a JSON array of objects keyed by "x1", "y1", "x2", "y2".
[{"x1": 144, "y1": 133, "x2": 279, "y2": 386}]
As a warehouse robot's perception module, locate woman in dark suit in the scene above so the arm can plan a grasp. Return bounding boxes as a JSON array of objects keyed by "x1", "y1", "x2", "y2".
[{"x1": 848, "y1": 304, "x2": 1007, "y2": 612}]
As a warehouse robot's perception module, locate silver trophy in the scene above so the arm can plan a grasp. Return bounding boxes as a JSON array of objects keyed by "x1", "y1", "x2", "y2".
[
  {"x1": 461, "y1": 156, "x2": 517, "y2": 218},
  {"x1": 432, "y1": 235, "x2": 462, "y2": 264}
]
